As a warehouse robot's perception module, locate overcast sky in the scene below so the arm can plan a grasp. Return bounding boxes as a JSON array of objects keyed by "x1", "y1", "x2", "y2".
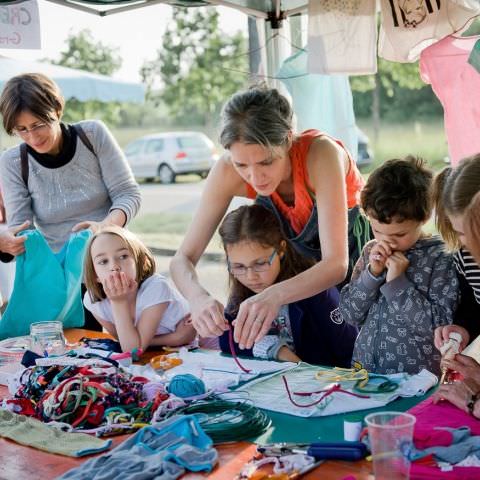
[{"x1": 0, "y1": 1, "x2": 248, "y2": 82}]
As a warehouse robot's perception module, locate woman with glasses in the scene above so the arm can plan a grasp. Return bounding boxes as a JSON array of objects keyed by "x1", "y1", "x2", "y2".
[
  {"x1": 171, "y1": 85, "x2": 368, "y2": 349},
  {"x1": 217, "y1": 204, "x2": 357, "y2": 365},
  {"x1": 0, "y1": 73, "x2": 140, "y2": 254},
  {"x1": 0, "y1": 73, "x2": 141, "y2": 328}
]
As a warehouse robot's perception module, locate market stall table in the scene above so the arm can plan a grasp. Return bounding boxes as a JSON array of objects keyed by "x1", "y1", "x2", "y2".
[{"x1": 0, "y1": 329, "x2": 428, "y2": 479}]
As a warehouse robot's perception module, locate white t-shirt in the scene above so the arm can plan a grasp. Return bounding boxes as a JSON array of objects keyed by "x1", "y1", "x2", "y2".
[
  {"x1": 83, "y1": 274, "x2": 189, "y2": 335},
  {"x1": 308, "y1": 0, "x2": 377, "y2": 75},
  {"x1": 379, "y1": 0, "x2": 478, "y2": 62}
]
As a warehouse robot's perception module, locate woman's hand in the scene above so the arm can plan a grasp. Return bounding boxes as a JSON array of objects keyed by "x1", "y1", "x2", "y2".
[
  {"x1": 234, "y1": 287, "x2": 282, "y2": 350},
  {"x1": 440, "y1": 354, "x2": 480, "y2": 385},
  {"x1": 190, "y1": 294, "x2": 227, "y2": 338},
  {"x1": 71, "y1": 220, "x2": 102, "y2": 233},
  {"x1": 72, "y1": 210, "x2": 127, "y2": 233},
  {"x1": 434, "y1": 325, "x2": 470, "y2": 352},
  {"x1": 103, "y1": 271, "x2": 137, "y2": 302},
  {"x1": 432, "y1": 381, "x2": 473, "y2": 412},
  {"x1": 0, "y1": 221, "x2": 30, "y2": 256}
]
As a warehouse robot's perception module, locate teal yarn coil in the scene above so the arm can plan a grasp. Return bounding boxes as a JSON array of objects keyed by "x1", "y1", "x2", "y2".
[{"x1": 167, "y1": 374, "x2": 206, "y2": 398}]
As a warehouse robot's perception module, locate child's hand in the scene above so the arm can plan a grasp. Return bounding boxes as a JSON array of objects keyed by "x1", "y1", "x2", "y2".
[
  {"x1": 173, "y1": 316, "x2": 197, "y2": 343},
  {"x1": 277, "y1": 346, "x2": 301, "y2": 363},
  {"x1": 368, "y1": 240, "x2": 391, "y2": 276},
  {"x1": 103, "y1": 271, "x2": 137, "y2": 302},
  {"x1": 385, "y1": 251, "x2": 409, "y2": 282},
  {"x1": 434, "y1": 325, "x2": 469, "y2": 352}
]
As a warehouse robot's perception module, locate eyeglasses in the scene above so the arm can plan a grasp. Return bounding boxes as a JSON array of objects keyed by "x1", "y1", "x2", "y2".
[
  {"x1": 13, "y1": 122, "x2": 51, "y2": 138},
  {"x1": 228, "y1": 250, "x2": 277, "y2": 276}
]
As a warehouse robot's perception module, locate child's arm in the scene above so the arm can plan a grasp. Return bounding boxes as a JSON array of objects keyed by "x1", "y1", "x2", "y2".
[
  {"x1": 103, "y1": 271, "x2": 171, "y2": 352},
  {"x1": 149, "y1": 317, "x2": 196, "y2": 347},
  {"x1": 87, "y1": 313, "x2": 118, "y2": 338},
  {"x1": 339, "y1": 241, "x2": 386, "y2": 326},
  {"x1": 380, "y1": 250, "x2": 459, "y2": 330}
]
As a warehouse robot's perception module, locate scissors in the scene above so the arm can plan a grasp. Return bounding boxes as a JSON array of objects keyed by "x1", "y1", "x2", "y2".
[{"x1": 257, "y1": 441, "x2": 367, "y2": 461}]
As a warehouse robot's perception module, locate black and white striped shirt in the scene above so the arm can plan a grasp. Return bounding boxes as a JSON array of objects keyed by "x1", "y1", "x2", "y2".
[{"x1": 454, "y1": 248, "x2": 480, "y2": 305}]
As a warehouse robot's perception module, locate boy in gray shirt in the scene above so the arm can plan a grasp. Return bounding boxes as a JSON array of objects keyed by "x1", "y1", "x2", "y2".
[{"x1": 339, "y1": 156, "x2": 458, "y2": 375}]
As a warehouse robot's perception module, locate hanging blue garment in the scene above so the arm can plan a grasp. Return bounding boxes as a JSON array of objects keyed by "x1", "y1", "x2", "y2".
[
  {"x1": 0, "y1": 229, "x2": 92, "y2": 339},
  {"x1": 278, "y1": 49, "x2": 358, "y2": 160}
]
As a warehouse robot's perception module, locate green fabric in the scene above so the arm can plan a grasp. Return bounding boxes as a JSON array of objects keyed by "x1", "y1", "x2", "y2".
[
  {"x1": 0, "y1": 410, "x2": 111, "y2": 457},
  {"x1": 468, "y1": 39, "x2": 480, "y2": 73},
  {"x1": 254, "y1": 394, "x2": 428, "y2": 444},
  {"x1": 0, "y1": 229, "x2": 91, "y2": 339}
]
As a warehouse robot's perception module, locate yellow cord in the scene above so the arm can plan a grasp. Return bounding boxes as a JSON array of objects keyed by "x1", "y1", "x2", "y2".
[{"x1": 314, "y1": 366, "x2": 369, "y2": 384}]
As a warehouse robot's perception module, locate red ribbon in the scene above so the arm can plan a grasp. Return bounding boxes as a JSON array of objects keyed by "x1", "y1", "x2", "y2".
[
  {"x1": 282, "y1": 375, "x2": 370, "y2": 408},
  {"x1": 228, "y1": 327, "x2": 251, "y2": 373}
]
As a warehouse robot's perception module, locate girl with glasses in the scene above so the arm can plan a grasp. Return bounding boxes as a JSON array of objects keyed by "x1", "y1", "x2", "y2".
[{"x1": 218, "y1": 204, "x2": 357, "y2": 365}]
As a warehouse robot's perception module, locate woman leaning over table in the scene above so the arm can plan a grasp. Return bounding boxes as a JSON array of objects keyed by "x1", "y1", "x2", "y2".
[{"x1": 170, "y1": 85, "x2": 368, "y2": 351}]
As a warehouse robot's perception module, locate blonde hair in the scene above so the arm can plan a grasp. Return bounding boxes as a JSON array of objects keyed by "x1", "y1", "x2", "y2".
[
  {"x1": 465, "y1": 192, "x2": 480, "y2": 264},
  {"x1": 84, "y1": 226, "x2": 156, "y2": 302},
  {"x1": 433, "y1": 154, "x2": 480, "y2": 251}
]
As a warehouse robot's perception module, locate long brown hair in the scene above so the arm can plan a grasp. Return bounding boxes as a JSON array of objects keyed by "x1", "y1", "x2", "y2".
[
  {"x1": 218, "y1": 204, "x2": 314, "y2": 314},
  {"x1": 433, "y1": 154, "x2": 480, "y2": 251},
  {"x1": 84, "y1": 226, "x2": 156, "y2": 302}
]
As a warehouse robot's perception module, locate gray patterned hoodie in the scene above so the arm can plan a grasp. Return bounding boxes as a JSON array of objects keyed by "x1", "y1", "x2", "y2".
[{"x1": 339, "y1": 236, "x2": 458, "y2": 375}]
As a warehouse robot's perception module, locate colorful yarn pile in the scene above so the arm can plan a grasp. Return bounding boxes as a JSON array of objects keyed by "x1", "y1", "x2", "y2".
[{"x1": 8, "y1": 365, "x2": 170, "y2": 435}]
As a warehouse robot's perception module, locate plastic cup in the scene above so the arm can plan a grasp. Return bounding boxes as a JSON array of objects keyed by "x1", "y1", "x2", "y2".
[
  {"x1": 365, "y1": 411, "x2": 416, "y2": 480},
  {"x1": 30, "y1": 321, "x2": 66, "y2": 356}
]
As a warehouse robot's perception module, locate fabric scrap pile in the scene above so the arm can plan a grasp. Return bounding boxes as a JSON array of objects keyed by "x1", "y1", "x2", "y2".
[
  {"x1": 59, "y1": 415, "x2": 218, "y2": 480},
  {"x1": 2, "y1": 364, "x2": 169, "y2": 436}
]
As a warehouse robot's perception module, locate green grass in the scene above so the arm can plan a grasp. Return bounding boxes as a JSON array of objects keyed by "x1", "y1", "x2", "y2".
[
  {"x1": 358, "y1": 119, "x2": 448, "y2": 174},
  {"x1": 129, "y1": 212, "x2": 224, "y2": 254}
]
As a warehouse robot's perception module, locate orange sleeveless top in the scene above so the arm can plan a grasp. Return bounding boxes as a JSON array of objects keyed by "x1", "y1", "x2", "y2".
[{"x1": 246, "y1": 129, "x2": 364, "y2": 235}]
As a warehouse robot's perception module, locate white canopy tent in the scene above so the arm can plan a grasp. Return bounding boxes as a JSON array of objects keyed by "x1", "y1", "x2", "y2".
[{"x1": 0, "y1": 55, "x2": 145, "y2": 103}]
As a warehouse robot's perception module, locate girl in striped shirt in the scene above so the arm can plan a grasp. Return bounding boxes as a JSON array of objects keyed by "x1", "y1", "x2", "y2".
[{"x1": 433, "y1": 154, "x2": 480, "y2": 350}]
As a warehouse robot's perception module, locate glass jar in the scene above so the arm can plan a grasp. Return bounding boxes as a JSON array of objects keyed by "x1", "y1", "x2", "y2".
[{"x1": 30, "y1": 321, "x2": 66, "y2": 356}]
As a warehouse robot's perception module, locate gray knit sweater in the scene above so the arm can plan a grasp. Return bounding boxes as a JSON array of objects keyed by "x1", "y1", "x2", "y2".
[
  {"x1": 0, "y1": 120, "x2": 141, "y2": 251},
  {"x1": 339, "y1": 236, "x2": 459, "y2": 375}
]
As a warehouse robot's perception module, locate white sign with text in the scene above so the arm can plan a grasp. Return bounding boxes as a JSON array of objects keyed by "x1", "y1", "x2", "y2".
[{"x1": 0, "y1": 0, "x2": 41, "y2": 49}]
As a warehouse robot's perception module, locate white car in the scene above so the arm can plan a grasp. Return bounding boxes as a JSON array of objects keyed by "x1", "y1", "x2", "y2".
[{"x1": 124, "y1": 131, "x2": 217, "y2": 184}]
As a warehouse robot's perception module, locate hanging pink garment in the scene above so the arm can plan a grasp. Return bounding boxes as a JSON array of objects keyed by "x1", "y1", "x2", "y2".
[
  {"x1": 420, "y1": 35, "x2": 480, "y2": 166},
  {"x1": 408, "y1": 397, "x2": 480, "y2": 479}
]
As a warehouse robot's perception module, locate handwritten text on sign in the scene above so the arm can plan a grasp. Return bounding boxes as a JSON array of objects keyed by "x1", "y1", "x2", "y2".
[{"x1": 0, "y1": 0, "x2": 41, "y2": 49}]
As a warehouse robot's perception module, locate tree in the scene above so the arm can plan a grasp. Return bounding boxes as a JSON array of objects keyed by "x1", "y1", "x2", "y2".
[
  {"x1": 53, "y1": 29, "x2": 122, "y2": 75},
  {"x1": 47, "y1": 29, "x2": 123, "y2": 124},
  {"x1": 141, "y1": 7, "x2": 248, "y2": 127},
  {"x1": 350, "y1": 58, "x2": 442, "y2": 139}
]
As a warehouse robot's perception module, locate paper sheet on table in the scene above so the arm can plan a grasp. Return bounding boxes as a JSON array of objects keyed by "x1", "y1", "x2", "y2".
[
  {"x1": 236, "y1": 363, "x2": 438, "y2": 418},
  {"x1": 463, "y1": 335, "x2": 480, "y2": 364},
  {"x1": 164, "y1": 350, "x2": 297, "y2": 391}
]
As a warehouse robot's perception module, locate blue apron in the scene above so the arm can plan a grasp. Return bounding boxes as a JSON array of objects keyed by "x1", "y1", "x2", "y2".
[
  {"x1": 255, "y1": 195, "x2": 371, "y2": 286},
  {"x1": 0, "y1": 229, "x2": 92, "y2": 339}
]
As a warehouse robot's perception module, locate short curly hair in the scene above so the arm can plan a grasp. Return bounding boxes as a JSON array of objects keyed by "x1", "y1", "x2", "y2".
[{"x1": 361, "y1": 156, "x2": 433, "y2": 224}]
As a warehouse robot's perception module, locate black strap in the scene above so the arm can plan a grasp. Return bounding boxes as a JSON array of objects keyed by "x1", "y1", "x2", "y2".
[
  {"x1": 74, "y1": 124, "x2": 95, "y2": 157},
  {"x1": 19, "y1": 123, "x2": 96, "y2": 187},
  {"x1": 20, "y1": 142, "x2": 29, "y2": 187}
]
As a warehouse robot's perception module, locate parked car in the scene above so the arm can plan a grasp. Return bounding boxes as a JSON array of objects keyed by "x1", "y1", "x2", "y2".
[
  {"x1": 356, "y1": 127, "x2": 374, "y2": 169},
  {"x1": 124, "y1": 131, "x2": 217, "y2": 184}
]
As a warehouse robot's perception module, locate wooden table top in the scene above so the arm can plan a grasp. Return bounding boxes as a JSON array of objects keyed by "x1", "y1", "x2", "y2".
[{"x1": 0, "y1": 329, "x2": 375, "y2": 479}]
